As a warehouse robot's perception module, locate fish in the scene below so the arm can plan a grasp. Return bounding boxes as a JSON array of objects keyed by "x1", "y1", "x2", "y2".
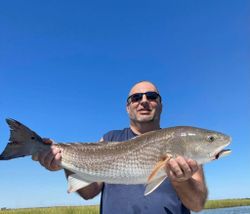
[{"x1": 0, "y1": 118, "x2": 231, "y2": 195}]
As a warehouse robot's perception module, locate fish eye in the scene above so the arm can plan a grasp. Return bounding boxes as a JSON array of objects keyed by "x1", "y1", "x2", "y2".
[{"x1": 207, "y1": 136, "x2": 215, "y2": 143}]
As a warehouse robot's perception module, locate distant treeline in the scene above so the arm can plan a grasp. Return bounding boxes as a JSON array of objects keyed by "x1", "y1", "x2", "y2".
[{"x1": 1, "y1": 198, "x2": 250, "y2": 213}]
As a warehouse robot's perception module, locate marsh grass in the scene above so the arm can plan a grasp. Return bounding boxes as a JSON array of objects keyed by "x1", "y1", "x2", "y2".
[
  {"x1": 1, "y1": 199, "x2": 250, "y2": 213},
  {"x1": 0, "y1": 206, "x2": 99, "y2": 214},
  {"x1": 205, "y1": 198, "x2": 250, "y2": 209}
]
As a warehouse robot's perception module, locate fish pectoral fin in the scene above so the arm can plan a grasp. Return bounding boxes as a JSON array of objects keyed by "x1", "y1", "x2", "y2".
[
  {"x1": 147, "y1": 154, "x2": 172, "y2": 183},
  {"x1": 144, "y1": 175, "x2": 167, "y2": 196},
  {"x1": 67, "y1": 174, "x2": 91, "y2": 193}
]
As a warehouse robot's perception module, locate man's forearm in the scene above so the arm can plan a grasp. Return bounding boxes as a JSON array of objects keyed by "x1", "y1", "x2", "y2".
[
  {"x1": 77, "y1": 182, "x2": 103, "y2": 199},
  {"x1": 172, "y1": 176, "x2": 208, "y2": 212},
  {"x1": 64, "y1": 169, "x2": 103, "y2": 200},
  {"x1": 165, "y1": 157, "x2": 208, "y2": 211}
]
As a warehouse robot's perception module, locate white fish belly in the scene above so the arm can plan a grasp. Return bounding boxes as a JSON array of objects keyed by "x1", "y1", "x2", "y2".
[{"x1": 61, "y1": 160, "x2": 152, "y2": 184}]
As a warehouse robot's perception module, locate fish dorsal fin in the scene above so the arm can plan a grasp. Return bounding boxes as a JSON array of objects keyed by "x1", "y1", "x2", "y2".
[
  {"x1": 67, "y1": 174, "x2": 91, "y2": 193},
  {"x1": 144, "y1": 175, "x2": 167, "y2": 196}
]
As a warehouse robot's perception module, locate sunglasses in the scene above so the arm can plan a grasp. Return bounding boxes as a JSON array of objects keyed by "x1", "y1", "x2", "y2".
[{"x1": 127, "y1": 91, "x2": 161, "y2": 104}]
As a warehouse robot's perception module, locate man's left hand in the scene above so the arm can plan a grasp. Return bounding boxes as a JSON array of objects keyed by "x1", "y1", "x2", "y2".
[{"x1": 165, "y1": 156, "x2": 199, "y2": 182}]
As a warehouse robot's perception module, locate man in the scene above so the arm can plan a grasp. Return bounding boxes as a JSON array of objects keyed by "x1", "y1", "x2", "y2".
[{"x1": 34, "y1": 81, "x2": 208, "y2": 213}]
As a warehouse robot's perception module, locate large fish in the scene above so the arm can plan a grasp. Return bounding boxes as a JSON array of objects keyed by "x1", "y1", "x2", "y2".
[{"x1": 0, "y1": 119, "x2": 231, "y2": 195}]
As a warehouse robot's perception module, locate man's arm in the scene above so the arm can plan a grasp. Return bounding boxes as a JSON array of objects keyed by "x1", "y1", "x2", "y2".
[
  {"x1": 64, "y1": 169, "x2": 103, "y2": 199},
  {"x1": 33, "y1": 139, "x2": 103, "y2": 200},
  {"x1": 165, "y1": 156, "x2": 208, "y2": 212}
]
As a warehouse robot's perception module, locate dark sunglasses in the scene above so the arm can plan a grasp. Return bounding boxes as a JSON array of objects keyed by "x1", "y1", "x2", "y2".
[{"x1": 127, "y1": 91, "x2": 161, "y2": 104}]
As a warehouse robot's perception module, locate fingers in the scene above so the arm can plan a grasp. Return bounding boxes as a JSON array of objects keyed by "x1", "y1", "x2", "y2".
[
  {"x1": 32, "y1": 143, "x2": 62, "y2": 171},
  {"x1": 165, "y1": 156, "x2": 199, "y2": 182},
  {"x1": 42, "y1": 146, "x2": 62, "y2": 171},
  {"x1": 187, "y1": 158, "x2": 199, "y2": 172},
  {"x1": 32, "y1": 152, "x2": 39, "y2": 161},
  {"x1": 42, "y1": 138, "x2": 54, "y2": 145},
  {"x1": 42, "y1": 149, "x2": 56, "y2": 168}
]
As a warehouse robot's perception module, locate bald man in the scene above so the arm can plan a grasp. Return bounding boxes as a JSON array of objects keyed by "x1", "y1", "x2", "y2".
[{"x1": 34, "y1": 81, "x2": 207, "y2": 214}]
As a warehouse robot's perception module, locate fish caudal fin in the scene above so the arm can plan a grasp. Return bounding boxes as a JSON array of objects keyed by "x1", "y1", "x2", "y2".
[{"x1": 0, "y1": 118, "x2": 46, "y2": 160}]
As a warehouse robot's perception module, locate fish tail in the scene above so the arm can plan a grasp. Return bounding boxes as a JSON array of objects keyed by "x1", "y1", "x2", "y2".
[{"x1": 0, "y1": 118, "x2": 47, "y2": 160}]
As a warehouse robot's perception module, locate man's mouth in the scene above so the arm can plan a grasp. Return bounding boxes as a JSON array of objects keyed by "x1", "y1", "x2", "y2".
[
  {"x1": 138, "y1": 109, "x2": 151, "y2": 114},
  {"x1": 138, "y1": 108, "x2": 151, "y2": 111}
]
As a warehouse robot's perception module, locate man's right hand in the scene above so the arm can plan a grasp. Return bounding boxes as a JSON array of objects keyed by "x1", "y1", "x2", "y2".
[{"x1": 32, "y1": 138, "x2": 62, "y2": 171}]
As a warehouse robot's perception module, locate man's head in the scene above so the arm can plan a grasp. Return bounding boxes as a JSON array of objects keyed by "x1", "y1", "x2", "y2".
[{"x1": 126, "y1": 81, "x2": 162, "y2": 126}]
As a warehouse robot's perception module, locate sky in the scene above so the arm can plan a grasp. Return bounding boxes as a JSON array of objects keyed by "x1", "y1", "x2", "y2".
[{"x1": 0, "y1": 0, "x2": 249, "y2": 209}]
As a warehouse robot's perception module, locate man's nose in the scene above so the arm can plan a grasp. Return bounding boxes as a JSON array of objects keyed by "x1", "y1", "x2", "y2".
[{"x1": 140, "y1": 94, "x2": 149, "y2": 104}]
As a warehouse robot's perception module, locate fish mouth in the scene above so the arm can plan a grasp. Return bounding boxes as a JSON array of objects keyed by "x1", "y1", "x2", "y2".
[
  {"x1": 210, "y1": 137, "x2": 232, "y2": 160},
  {"x1": 214, "y1": 149, "x2": 231, "y2": 159}
]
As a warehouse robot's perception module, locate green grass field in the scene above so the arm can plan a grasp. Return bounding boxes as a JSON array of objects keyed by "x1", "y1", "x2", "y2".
[
  {"x1": 0, "y1": 206, "x2": 99, "y2": 214},
  {"x1": 1, "y1": 199, "x2": 250, "y2": 213},
  {"x1": 205, "y1": 198, "x2": 250, "y2": 209}
]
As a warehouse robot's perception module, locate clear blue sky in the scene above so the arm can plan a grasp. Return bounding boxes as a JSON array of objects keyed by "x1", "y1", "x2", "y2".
[{"x1": 0, "y1": 0, "x2": 249, "y2": 209}]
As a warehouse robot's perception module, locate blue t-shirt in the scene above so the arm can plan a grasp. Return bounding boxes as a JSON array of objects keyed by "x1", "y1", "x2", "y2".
[{"x1": 100, "y1": 128, "x2": 190, "y2": 214}]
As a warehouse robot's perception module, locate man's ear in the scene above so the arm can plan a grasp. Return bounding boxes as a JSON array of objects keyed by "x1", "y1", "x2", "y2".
[
  {"x1": 126, "y1": 103, "x2": 130, "y2": 114},
  {"x1": 160, "y1": 103, "x2": 163, "y2": 114}
]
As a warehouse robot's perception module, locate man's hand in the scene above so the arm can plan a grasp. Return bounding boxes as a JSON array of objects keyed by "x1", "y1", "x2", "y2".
[
  {"x1": 165, "y1": 156, "x2": 199, "y2": 182},
  {"x1": 32, "y1": 138, "x2": 62, "y2": 171},
  {"x1": 165, "y1": 156, "x2": 207, "y2": 211}
]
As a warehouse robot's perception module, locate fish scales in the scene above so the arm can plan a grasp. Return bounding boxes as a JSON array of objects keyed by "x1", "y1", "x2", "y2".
[{"x1": 56, "y1": 132, "x2": 170, "y2": 183}]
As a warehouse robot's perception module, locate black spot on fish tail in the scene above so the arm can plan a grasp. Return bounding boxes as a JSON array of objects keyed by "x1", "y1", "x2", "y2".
[{"x1": 215, "y1": 153, "x2": 220, "y2": 159}]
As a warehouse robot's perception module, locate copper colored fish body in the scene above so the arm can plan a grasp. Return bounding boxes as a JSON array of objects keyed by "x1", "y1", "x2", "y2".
[{"x1": 0, "y1": 119, "x2": 231, "y2": 195}]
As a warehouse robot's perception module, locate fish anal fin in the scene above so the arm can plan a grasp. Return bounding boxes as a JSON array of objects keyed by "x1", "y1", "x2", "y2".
[
  {"x1": 67, "y1": 174, "x2": 91, "y2": 193},
  {"x1": 144, "y1": 175, "x2": 167, "y2": 196},
  {"x1": 147, "y1": 154, "x2": 172, "y2": 183}
]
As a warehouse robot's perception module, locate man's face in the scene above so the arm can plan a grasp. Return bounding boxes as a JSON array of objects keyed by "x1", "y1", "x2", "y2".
[{"x1": 126, "y1": 82, "x2": 162, "y2": 123}]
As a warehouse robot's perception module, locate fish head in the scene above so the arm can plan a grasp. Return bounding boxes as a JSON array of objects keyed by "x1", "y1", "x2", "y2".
[{"x1": 168, "y1": 127, "x2": 232, "y2": 164}]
